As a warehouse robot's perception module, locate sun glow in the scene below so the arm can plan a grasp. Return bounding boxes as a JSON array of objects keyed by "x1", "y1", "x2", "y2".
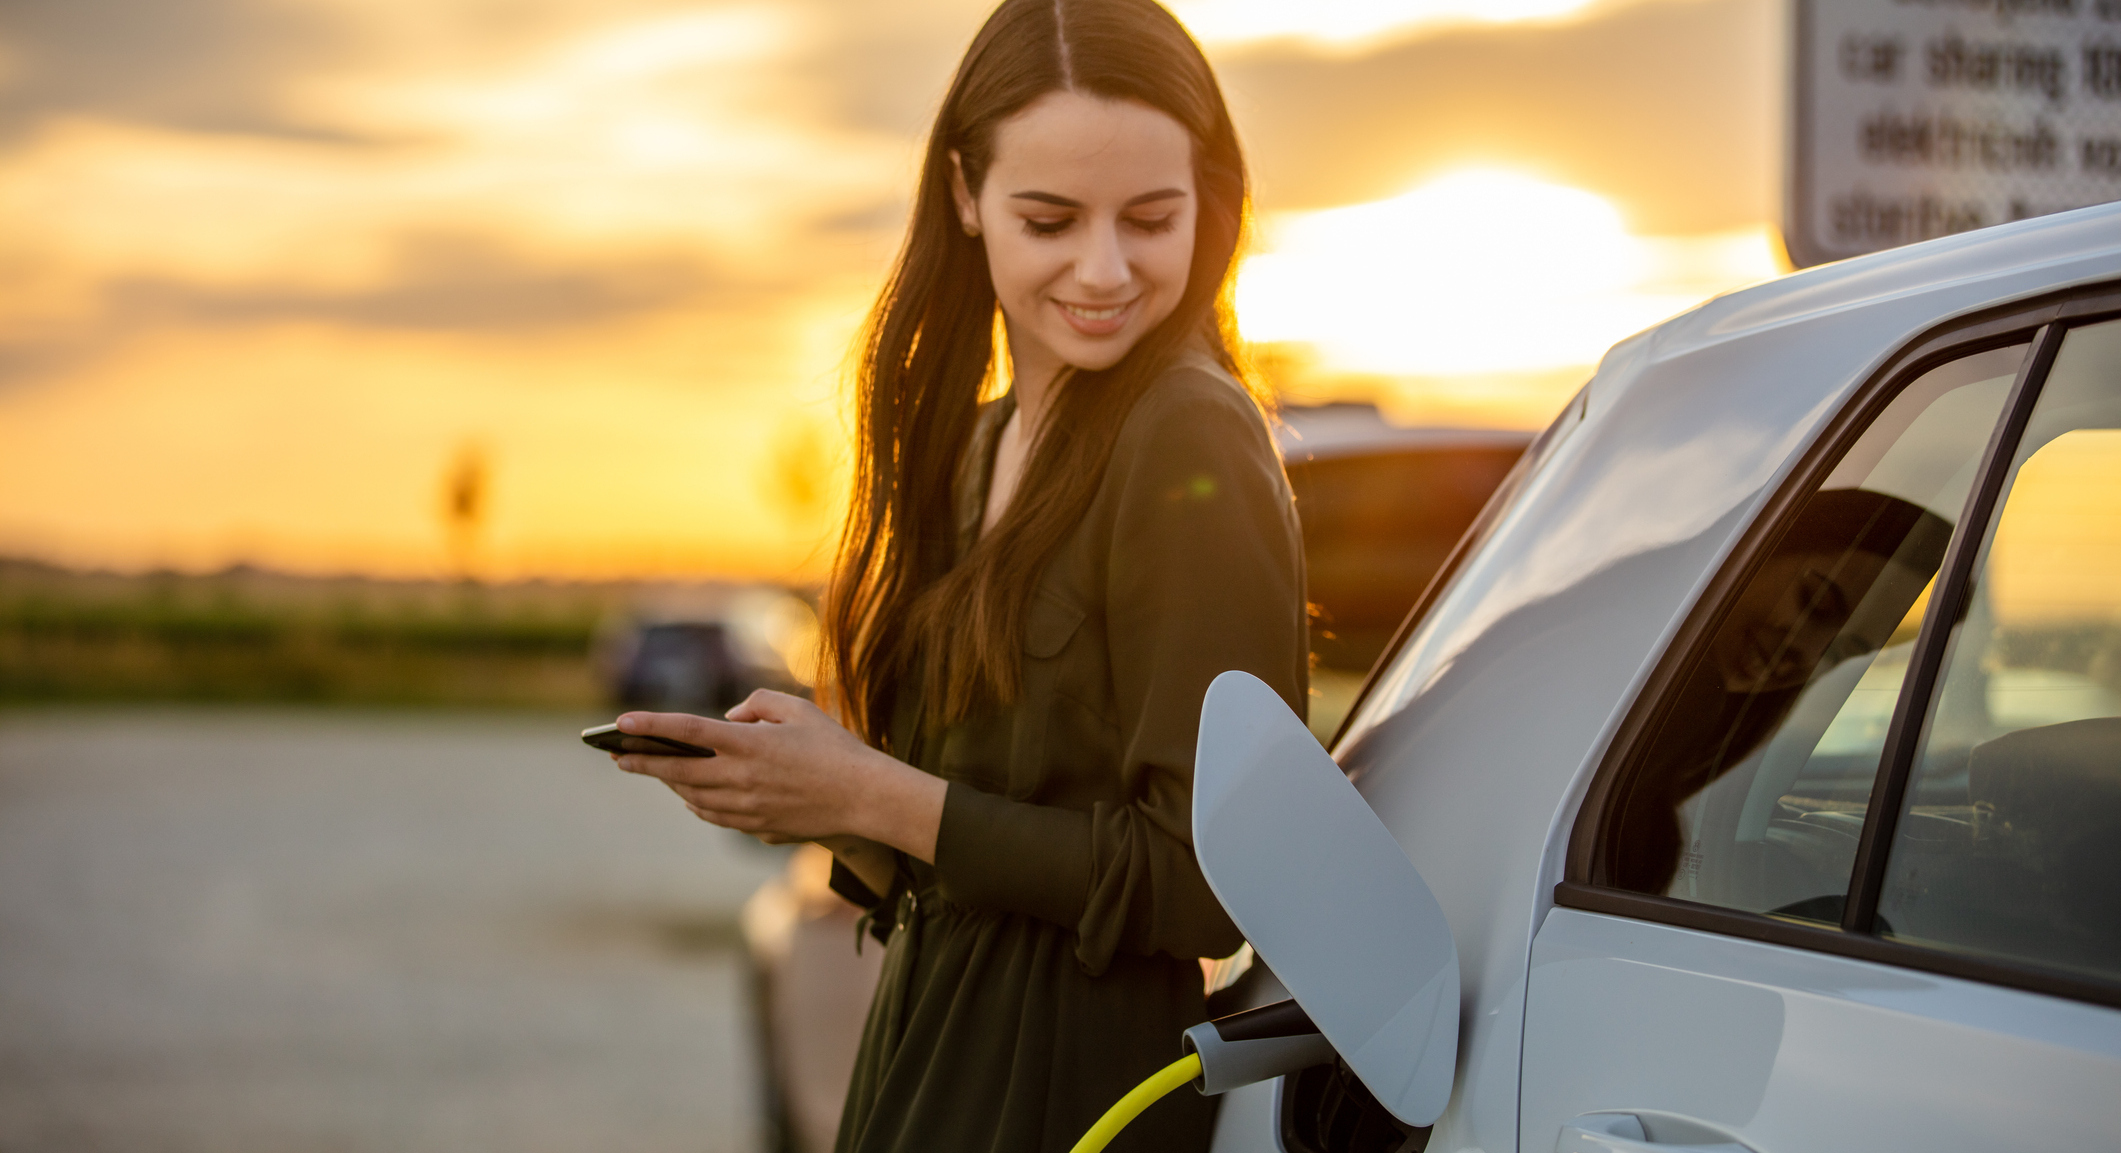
[
  {"x1": 1235, "y1": 170, "x2": 1781, "y2": 377},
  {"x1": 0, "y1": 0, "x2": 1781, "y2": 578},
  {"x1": 1172, "y1": 0, "x2": 1601, "y2": 48},
  {"x1": 0, "y1": 3, "x2": 897, "y2": 581}
]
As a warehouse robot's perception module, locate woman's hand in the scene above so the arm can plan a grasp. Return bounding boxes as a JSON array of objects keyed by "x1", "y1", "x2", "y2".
[{"x1": 610, "y1": 690, "x2": 945, "y2": 865}]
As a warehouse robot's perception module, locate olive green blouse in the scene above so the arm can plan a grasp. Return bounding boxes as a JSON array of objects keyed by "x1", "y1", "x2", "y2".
[{"x1": 831, "y1": 356, "x2": 1309, "y2": 1153}]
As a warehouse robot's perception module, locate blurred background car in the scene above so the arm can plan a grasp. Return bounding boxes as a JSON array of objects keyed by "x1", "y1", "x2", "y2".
[
  {"x1": 615, "y1": 623, "x2": 747, "y2": 714},
  {"x1": 1278, "y1": 403, "x2": 1531, "y2": 738},
  {"x1": 739, "y1": 402, "x2": 1531, "y2": 1153},
  {"x1": 598, "y1": 586, "x2": 822, "y2": 716}
]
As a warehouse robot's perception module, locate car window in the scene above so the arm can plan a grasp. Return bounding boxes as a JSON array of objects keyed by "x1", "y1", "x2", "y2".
[
  {"x1": 1877, "y1": 318, "x2": 2121, "y2": 980},
  {"x1": 1598, "y1": 343, "x2": 2027, "y2": 922}
]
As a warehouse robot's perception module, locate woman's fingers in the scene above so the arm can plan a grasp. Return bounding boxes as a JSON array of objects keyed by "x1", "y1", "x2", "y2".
[
  {"x1": 727, "y1": 688, "x2": 824, "y2": 724},
  {"x1": 682, "y1": 800, "x2": 761, "y2": 831},
  {"x1": 614, "y1": 711, "x2": 789, "y2": 768},
  {"x1": 665, "y1": 778, "x2": 757, "y2": 813},
  {"x1": 674, "y1": 783, "x2": 783, "y2": 835},
  {"x1": 616, "y1": 709, "x2": 756, "y2": 754},
  {"x1": 618, "y1": 750, "x2": 751, "y2": 788},
  {"x1": 619, "y1": 689, "x2": 878, "y2": 844}
]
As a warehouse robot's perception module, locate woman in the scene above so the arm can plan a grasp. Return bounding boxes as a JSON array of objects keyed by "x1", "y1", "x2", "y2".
[{"x1": 610, "y1": 2, "x2": 1307, "y2": 1149}]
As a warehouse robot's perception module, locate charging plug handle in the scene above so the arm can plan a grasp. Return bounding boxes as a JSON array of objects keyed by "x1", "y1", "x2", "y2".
[{"x1": 1182, "y1": 998, "x2": 1338, "y2": 1096}]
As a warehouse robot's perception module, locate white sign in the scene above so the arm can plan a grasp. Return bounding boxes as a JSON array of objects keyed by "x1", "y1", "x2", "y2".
[{"x1": 1789, "y1": 0, "x2": 2121, "y2": 267}]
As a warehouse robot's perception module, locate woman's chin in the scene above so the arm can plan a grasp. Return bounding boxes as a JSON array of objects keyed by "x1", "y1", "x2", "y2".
[
  {"x1": 1049, "y1": 331, "x2": 1147, "y2": 374},
  {"x1": 1064, "y1": 352, "x2": 1128, "y2": 373}
]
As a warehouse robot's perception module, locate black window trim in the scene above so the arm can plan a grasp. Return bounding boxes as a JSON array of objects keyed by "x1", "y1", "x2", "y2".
[
  {"x1": 1842, "y1": 322, "x2": 2063, "y2": 933},
  {"x1": 1559, "y1": 279, "x2": 2121, "y2": 1012},
  {"x1": 1552, "y1": 881, "x2": 2121, "y2": 1011}
]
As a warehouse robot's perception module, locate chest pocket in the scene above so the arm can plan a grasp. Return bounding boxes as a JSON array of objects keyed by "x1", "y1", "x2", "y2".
[
  {"x1": 937, "y1": 592, "x2": 1088, "y2": 799},
  {"x1": 1024, "y1": 593, "x2": 1086, "y2": 659},
  {"x1": 1005, "y1": 591, "x2": 1089, "y2": 798}
]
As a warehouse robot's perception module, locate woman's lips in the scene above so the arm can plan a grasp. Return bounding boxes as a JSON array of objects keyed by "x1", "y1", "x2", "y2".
[{"x1": 1056, "y1": 297, "x2": 1138, "y2": 337}]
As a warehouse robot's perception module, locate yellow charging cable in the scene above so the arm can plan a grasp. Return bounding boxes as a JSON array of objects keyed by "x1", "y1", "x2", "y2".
[{"x1": 1066, "y1": 1052, "x2": 1203, "y2": 1153}]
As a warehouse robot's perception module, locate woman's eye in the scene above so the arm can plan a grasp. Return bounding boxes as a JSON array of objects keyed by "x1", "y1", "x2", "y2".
[
  {"x1": 1022, "y1": 217, "x2": 1073, "y2": 237},
  {"x1": 1125, "y1": 215, "x2": 1178, "y2": 235}
]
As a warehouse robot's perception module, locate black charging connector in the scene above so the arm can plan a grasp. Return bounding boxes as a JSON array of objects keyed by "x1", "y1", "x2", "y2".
[{"x1": 1181, "y1": 998, "x2": 1338, "y2": 1096}]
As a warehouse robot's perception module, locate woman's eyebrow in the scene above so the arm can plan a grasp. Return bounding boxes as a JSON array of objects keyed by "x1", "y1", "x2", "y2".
[{"x1": 1008, "y1": 188, "x2": 1189, "y2": 208}]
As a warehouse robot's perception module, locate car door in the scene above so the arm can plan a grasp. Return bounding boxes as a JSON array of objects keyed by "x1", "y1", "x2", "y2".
[{"x1": 1521, "y1": 296, "x2": 2121, "y2": 1151}]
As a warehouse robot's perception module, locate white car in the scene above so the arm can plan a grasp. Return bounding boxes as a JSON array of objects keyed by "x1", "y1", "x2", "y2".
[{"x1": 1201, "y1": 201, "x2": 2121, "y2": 1153}]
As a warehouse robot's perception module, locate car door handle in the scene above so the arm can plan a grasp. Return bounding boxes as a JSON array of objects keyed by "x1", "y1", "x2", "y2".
[{"x1": 1557, "y1": 1112, "x2": 1757, "y2": 1153}]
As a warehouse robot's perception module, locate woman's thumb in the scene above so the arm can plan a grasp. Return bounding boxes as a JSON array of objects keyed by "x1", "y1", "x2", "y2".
[{"x1": 725, "y1": 688, "x2": 789, "y2": 723}]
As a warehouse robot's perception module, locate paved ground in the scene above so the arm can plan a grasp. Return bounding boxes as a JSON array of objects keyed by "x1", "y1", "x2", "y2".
[{"x1": 0, "y1": 707, "x2": 787, "y2": 1153}]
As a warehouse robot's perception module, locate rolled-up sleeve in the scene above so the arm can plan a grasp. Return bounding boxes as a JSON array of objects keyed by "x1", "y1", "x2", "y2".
[{"x1": 931, "y1": 375, "x2": 1309, "y2": 975}]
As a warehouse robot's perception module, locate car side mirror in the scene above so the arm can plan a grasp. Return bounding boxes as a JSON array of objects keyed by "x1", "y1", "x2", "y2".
[{"x1": 1192, "y1": 671, "x2": 1460, "y2": 1126}]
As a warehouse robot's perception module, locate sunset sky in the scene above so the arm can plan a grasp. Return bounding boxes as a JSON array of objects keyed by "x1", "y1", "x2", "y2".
[{"x1": 0, "y1": 0, "x2": 1784, "y2": 582}]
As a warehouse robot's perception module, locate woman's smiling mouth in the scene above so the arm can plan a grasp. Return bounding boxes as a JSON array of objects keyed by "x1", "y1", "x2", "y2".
[{"x1": 1057, "y1": 298, "x2": 1138, "y2": 335}]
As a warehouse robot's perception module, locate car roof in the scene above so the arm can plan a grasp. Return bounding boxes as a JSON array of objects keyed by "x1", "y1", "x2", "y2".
[
  {"x1": 1617, "y1": 200, "x2": 2121, "y2": 408},
  {"x1": 1274, "y1": 402, "x2": 1534, "y2": 463}
]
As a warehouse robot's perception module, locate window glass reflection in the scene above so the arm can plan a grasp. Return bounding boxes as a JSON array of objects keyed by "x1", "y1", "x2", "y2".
[
  {"x1": 1602, "y1": 345, "x2": 2025, "y2": 922},
  {"x1": 1879, "y1": 319, "x2": 2121, "y2": 980}
]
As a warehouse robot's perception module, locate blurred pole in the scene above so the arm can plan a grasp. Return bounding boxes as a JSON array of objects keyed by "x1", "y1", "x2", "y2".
[{"x1": 442, "y1": 440, "x2": 488, "y2": 584}]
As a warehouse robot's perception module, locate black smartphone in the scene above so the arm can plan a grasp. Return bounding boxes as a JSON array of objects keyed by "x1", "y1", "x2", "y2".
[{"x1": 581, "y1": 722, "x2": 716, "y2": 758}]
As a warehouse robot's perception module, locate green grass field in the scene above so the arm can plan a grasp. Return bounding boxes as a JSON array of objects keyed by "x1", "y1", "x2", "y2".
[{"x1": 0, "y1": 559, "x2": 638, "y2": 708}]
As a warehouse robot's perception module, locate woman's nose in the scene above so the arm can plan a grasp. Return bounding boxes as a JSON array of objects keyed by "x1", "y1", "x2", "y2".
[{"x1": 1073, "y1": 221, "x2": 1131, "y2": 294}]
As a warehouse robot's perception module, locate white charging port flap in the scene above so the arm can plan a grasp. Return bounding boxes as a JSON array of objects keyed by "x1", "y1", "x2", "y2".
[{"x1": 1192, "y1": 671, "x2": 1460, "y2": 1126}]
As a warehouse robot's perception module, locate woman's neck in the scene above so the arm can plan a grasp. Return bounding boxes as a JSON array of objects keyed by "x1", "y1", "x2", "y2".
[
  {"x1": 982, "y1": 337, "x2": 1067, "y2": 538},
  {"x1": 1007, "y1": 340, "x2": 1065, "y2": 443}
]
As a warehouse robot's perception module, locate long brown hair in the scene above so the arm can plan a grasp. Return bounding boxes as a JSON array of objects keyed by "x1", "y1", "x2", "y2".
[{"x1": 824, "y1": 0, "x2": 1252, "y2": 744}]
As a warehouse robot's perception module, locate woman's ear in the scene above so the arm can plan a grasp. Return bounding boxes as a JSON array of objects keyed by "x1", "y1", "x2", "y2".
[{"x1": 948, "y1": 150, "x2": 982, "y2": 238}]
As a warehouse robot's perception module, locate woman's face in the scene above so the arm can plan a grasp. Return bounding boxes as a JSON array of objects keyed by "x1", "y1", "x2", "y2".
[
  {"x1": 954, "y1": 90, "x2": 1196, "y2": 384},
  {"x1": 1708, "y1": 549, "x2": 1892, "y2": 693}
]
